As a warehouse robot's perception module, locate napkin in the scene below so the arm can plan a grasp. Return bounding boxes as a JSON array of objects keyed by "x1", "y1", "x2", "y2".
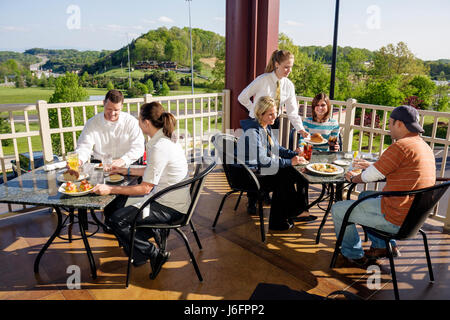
[{"x1": 44, "y1": 161, "x2": 67, "y2": 171}]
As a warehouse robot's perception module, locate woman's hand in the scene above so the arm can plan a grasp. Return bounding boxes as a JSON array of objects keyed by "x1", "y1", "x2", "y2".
[
  {"x1": 91, "y1": 184, "x2": 112, "y2": 196},
  {"x1": 295, "y1": 147, "x2": 304, "y2": 156},
  {"x1": 331, "y1": 143, "x2": 340, "y2": 152},
  {"x1": 291, "y1": 155, "x2": 308, "y2": 166},
  {"x1": 299, "y1": 129, "x2": 310, "y2": 138},
  {"x1": 112, "y1": 158, "x2": 126, "y2": 168}
]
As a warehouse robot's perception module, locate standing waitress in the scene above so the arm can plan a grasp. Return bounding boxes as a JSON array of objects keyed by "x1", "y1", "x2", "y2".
[{"x1": 238, "y1": 49, "x2": 309, "y2": 138}]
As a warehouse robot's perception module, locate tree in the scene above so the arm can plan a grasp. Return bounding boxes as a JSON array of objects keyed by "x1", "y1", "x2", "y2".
[
  {"x1": 106, "y1": 81, "x2": 114, "y2": 91},
  {"x1": 361, "y1": 75, "x2": 405, "y2": 107},
  {"x1": 407, "y1": 75, "x2": 436, "y2": 108},
  {"x1": 146, "y1": 79, "x2": 154, "y2": 93},
  {"x1": 48, "y1": 73, "x2": 89, "y2": 155},
  {"x1": 369, "y1": 42, "x2": 427, "y2": 81},
  {"x1": 158, "y1": 81, "x2": 170, "y2": 96}
]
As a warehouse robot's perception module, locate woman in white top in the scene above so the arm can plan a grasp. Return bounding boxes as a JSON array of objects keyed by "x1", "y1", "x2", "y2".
[
  {"x1": 238, "y1": 49, "x2": 309, "y2": 138},
  {"x1": 92, "y1": 101, "x2": 189, "y2": 279}
]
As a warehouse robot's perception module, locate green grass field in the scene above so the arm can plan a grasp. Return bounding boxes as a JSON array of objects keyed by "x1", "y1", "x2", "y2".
[{"x1": 0, "y1": 87, "x2": 109, "y2": 104}]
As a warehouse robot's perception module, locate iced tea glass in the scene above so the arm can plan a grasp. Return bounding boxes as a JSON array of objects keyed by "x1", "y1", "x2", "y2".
[{"x1": 67, "y1": 152, "x2": 79, "y2": 171}]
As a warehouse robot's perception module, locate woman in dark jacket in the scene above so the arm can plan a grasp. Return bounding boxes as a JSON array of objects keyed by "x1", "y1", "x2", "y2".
[{"x1": 237, "y1": 96, "x2": 315, "y2": 230}]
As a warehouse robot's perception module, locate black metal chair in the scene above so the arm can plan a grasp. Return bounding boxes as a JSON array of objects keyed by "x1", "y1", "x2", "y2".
[
  {"x1": 211, "y1": 133, "x2": 267, "y2": 242},
  {"x1": 330, "y1": 179, "x2": 450, "y2": 300},
  {"x1": 125, "y1": 160, "x2": 216, "y2": 287}
]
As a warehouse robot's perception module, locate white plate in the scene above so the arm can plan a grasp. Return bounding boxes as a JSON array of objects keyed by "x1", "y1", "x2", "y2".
[
  {"x1": 58, "y1": 182, "x2": 94, "y2": 197},
  {"x1": 333, "y1": 159, "x2": 351, "y2": 166},
  {"x1": 57, "y1": 172, "x2": 89, "y2": 183},
  {"x1": 306, "y1": 163, "x2": 344, "y2": 175},
  {"x1": 303, "y1": 137, "x2": 328, "y2": 145},
  {"x1": 105, "y1": 175, "x2": 124, "y2": 183}
]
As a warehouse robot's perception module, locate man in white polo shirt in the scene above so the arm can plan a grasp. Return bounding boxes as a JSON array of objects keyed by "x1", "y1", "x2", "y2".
[{"x1": 76, "y1": 89, "x2": 145, "y2": 167}]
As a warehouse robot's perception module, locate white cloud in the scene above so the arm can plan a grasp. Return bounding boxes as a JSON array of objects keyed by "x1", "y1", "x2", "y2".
[
  {"x1": 285, "y1": 20, "x2": 304, "y2": 27},
  {"x1": 213, "y1": 17, "x2": 225, "y2": 22},
  {"x1": 158, "y1": 16, "x2": 174, "y2": 23}
]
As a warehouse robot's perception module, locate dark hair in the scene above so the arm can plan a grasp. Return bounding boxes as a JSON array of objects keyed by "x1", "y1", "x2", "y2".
[
  {"x1": 265, "y1": 50, "x2": 294, "y2": 73},
  {"x1": 311, "y1": 93, "x2": 332, "y2": 122},
  {"x1": 104, "y1": 89, "x2": 124, "y2": 104},
  {"x1": 140, "y1": 102, "x2": 176, "y2": 138}
]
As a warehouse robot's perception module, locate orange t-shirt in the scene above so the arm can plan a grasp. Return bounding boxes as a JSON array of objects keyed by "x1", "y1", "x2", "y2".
[{"x1": 373, "y1": 134, "x2": 436, "y2": 226}]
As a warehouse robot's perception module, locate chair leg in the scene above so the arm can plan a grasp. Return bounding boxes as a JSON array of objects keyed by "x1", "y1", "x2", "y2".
[
  {"x1": 175, "y1": 228, "x2": 203, "y2": 282},
  {"x1": 316, "y1": 183, "x2": 334, "y2": 244},
  {"x1": 212, "y1": 190, "x2": 235, "y2": 228},
  {"x1": 68, "y1": 209, "x2": 75, "y2": 243},
  {"x1": 190, "y1": 220, "x2": 202, "y2": 250},
  {"x1": 125, "y1": 227, "x2": 137, "y2": 288},
  {"x1": 258, "y1": 196, "x2": 265, "y2": 243},
  {"x1": 419, "y1": 229, "x2": 434, "y2": 282},
  {"x1": 385, "y1": 239, "x2": 400, "y2": 300},
  {"x1": 234, "y1": 191, "x2": 243, "y2": 211}
]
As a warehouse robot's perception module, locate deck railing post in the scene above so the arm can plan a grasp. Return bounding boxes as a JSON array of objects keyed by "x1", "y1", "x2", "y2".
[
  {"x1": 36, "y1": 100, "x2": 54, "y2": 163},
  {"x1": 342, "y1": 98, "x2": 357, "y2": 152},
  {"x1": 223, "y1": 89, "x2": 231, "y2": 133},
  {"x1": 144, "y1": 94, "x2": 153, "y2": 104}
]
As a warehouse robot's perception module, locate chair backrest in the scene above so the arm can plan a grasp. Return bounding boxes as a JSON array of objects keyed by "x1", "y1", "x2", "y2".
[
  {"x1": 397, "y1": 181, "x2": 450, "y2": 239},
  {"x1": 211, "y1": 133, "x2": 261, "y2": 192},
  {"x1": 137, "y1": 160, "x2": 216, "y2": 227}
]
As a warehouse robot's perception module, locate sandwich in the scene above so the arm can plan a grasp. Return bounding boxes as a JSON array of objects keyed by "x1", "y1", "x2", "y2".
[
  {"x1": 63, "y1": 169, "x2": 80, "y2": 181},
  {"x1": 310, "y1": 133, "x2": 324, "y2": 143}
]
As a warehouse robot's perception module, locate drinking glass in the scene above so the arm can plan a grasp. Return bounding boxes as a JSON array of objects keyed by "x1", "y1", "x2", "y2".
[
  {"x1": 328, "y1": 136, "x2": 338, "y2": 152},
  {"x1": 67, "y1": 152, "x2": 79, "y2": 171},
  {"x1": 102, "y1": 153, "x2": 112, "y2": 177}
]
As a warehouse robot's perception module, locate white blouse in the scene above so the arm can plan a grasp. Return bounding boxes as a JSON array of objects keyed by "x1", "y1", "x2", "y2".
[
  {"x1": 238, "y1": 71, "x2": 305, "y2": 131},
  {"x1": 125, "y1": 129, "x2": 190, "y2": 217}
]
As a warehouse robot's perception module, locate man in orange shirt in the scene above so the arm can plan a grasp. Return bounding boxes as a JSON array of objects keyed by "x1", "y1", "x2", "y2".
[{"x1": 331, "y1": 105, "x2": 436, "y2": 267}]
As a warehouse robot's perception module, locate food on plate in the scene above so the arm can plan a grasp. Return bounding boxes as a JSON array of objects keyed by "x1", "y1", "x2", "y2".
[
  {"x1": 65, "y1": 181, "x2": 78, "y2": 193},
  {"x1": 310, "y1": 133, "x2": 324, "y2": 143},
  {"x1": 351, "y1": 169, "x2": 362, "y2": 174},
  {"x1": 311, "y1": 163, "x2": 338, "y2": 173},
  {"x1": 79, "y1": 179, "x2": 93, "y2": 192},
  {"x1": 63, "y1": 169, "x2": 80, "y2": 181},
  {"x1": 109, "y1": 174, "x2": 122, "y2": 182}
]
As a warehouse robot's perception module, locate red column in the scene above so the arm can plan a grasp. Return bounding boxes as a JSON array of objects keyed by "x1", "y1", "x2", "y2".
[{"x1": 225, "y1": 0, "x2": 280, "y2": 130}]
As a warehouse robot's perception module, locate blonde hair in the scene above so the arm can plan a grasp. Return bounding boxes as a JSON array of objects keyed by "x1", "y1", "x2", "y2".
[
  {"x1": 265, "y1": 50, "x2": 294, "y2": 73},
  {"x1": 255, "y1": 96, "x2": 278, "y2": 123}
]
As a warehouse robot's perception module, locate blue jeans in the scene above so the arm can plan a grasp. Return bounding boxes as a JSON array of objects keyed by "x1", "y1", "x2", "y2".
[{"x1": 331, "y1": 191, "x2": 400, "y2": 259}]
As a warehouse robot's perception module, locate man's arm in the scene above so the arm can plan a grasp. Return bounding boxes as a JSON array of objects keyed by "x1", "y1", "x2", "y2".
[{"x1": 75, "y1": 124, "x2": 95, "y2": 165}]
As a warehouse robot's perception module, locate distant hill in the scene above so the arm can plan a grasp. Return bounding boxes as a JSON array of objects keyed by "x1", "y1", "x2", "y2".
[
  {"x1": 24, "y1": 48, "x2": 114, "y2": 73},
  {"x1": 81, "y1": 26, "x2": 225, "y2": 75},
  {"x1": 298, "y1": 45, "x2": 375, "y2": 64},
  {"x1": 0, "y1": 51, "x2": 39, "y2": 65}
]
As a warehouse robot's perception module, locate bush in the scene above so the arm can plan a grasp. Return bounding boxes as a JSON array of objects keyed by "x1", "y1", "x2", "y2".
[{"x1": 48, "y1": 73, "x2": 89, "y2": 155}]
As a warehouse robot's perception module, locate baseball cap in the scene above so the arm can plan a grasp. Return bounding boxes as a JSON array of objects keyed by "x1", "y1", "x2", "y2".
[{"x1": 390, "y1": 105, "x2": 424, "y2": 133}]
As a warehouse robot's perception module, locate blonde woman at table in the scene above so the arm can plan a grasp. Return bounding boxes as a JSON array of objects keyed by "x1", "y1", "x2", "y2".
[
  {"x1": 91, "y1": 102, "x2": 190, "y2": 279},
  {"x1": 238, "y1": 49, "x2": 309, "y2": 138},
  {"x1": 238, "y1": 96, "x2": 315, "y2": 230}
]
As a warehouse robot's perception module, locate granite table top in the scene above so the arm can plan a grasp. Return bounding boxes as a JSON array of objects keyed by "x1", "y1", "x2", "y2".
[{"x1": 0, "y1": 163, "x2": 139, "y2": 210}]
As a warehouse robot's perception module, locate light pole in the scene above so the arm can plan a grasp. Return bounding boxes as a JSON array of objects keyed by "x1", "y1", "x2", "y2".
[
  {"x1": 186, "y1": 0, "x2": 194, "y2": 94},
  {"x1": 126, "y1": 33, "x2": 132, "y2": 88},
  {"x1": 329, "y1": 0, "x2": 340, "y2": 100}
]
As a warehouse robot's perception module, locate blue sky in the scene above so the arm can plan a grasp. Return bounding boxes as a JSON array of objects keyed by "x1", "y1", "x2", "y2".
[{"x1": 1, "y1": 0, "x2": 449, "y2": 60}]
